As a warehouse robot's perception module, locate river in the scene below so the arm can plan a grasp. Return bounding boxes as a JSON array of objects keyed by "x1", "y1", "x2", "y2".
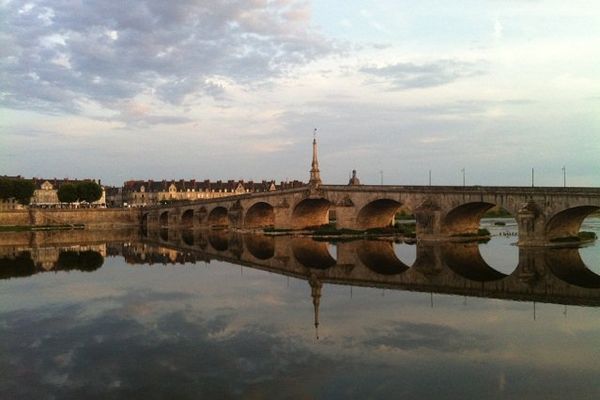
[{"x1": 1, "y1": 218, "x2": 599, "y2": 399}]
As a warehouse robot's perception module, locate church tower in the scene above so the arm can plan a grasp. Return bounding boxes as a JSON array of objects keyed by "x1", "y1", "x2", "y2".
[{"x1": 309, "y1": 129, "x2": 322, "y2": 186}]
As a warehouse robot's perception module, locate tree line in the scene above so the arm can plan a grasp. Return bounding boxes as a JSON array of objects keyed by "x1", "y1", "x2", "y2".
[{"x1": 0, "y1": 178, "x2": 35, "y2": 205}]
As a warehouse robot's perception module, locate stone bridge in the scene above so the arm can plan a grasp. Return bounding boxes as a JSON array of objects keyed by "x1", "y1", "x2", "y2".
[
  {"x1": 142, "y1": 230, "x2": 600, "y2": 307},
  {"x1": 141, "y1": 184, "x2": 600, "y2": 246}
]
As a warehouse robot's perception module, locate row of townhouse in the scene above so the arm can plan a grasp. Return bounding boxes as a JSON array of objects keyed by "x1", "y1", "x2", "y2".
[
  {"x1": 1, "y1": 175, "x2": 305, "y2": 209},
  {"x1": 106, "y1": 179, "x2": 306, "y2": 207}
]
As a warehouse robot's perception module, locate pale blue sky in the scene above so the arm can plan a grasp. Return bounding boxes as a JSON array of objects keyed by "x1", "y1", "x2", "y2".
[{"x1": 1, "y1": 0, "x2": 599, "y2": 186}]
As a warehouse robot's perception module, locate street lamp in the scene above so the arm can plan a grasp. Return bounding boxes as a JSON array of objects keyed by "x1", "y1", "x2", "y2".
[
  {"x1": 562, "y1": 166, "x2": 566, "y2": 188},
  {"x1": 461, "y1": 168, "x2": 465, "y2": 187}
]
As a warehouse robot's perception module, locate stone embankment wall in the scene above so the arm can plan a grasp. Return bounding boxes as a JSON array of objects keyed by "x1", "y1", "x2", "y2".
[
  {"x1": 0, "y1": 209, "x2": 140, "y2": 229},
  {"x1": 0, "y1": 228, "x2": 140, "y2": 249}
]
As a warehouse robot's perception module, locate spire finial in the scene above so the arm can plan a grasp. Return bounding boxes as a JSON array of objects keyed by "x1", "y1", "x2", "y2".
[{"x1": 309, "y1": 130, "x2": 322, "y2": 186}]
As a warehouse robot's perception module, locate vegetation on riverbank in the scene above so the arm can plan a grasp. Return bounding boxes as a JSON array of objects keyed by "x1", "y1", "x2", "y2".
[
  {"x1": 0, "y1": 224, "x2": 85, "y2": 232},
  {"x1": 264, "y1": 222, "x2": 417, "y2": 239},
  {"x1": 549, "y1": 231, "x2": 597, "y2": 244},
  {"x1": 449, "y1": 228, "x2": 491, "y2": 243},
  {"x1": 483, "y1": 207, "x2": 513, "y2": 218},
  {"x1": 394, "y1": 210, "x2": 415, "y2": 220}
]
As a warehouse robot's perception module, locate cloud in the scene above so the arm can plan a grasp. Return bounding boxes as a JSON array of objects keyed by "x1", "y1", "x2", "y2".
[
  {"x1": 494, "y1": 19, "x2": 504, "y2": 40},
  {"x1": 360, "y1": 60, "x2": 486, "y2": 90},
  {"x1": 0, "y1": 298, "x2": 335, "y2": 399},
  {"x1": 0, "y1": 0, "x2": 336, "y2": 114},
  {"x1": 93, "y1": 100, "x2": 195, "y2": 128},
  {"x1": 362, "y1": 321, "x2": 493, "y2": 353}
]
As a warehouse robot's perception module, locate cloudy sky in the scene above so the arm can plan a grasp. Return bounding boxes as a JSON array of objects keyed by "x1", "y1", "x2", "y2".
[{"x1": 1, "y1": 0, "x2": 599, "y2": 186}]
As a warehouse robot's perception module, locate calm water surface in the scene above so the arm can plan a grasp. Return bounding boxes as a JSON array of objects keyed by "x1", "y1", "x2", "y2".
[{"x1": 1, "y1": 219, "x2": 600, "y2": 399}]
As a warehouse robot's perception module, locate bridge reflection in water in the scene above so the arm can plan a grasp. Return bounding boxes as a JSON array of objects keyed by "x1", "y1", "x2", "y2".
[
  {"x1": 135, "y1": 228, "x2": 600, "y2": 308},
  {"x1": 2, "y1": 228, "x2": 599, "y2": 308}
]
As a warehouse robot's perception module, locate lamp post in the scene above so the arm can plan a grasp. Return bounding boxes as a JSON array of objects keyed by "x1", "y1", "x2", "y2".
[
  {"x1": 562, "y1": 166, "x2": 566, "y2": 188},
  {"x1": 380, "y1": 170, "x2": 383, "y2": 185},
  {"x1": 428, "y1": 169, "x2": 432, "y2": 186},
  {"x1": 531, "y1": 168, "x2": 535, "y2": 187},
  {"x1": 461, "y1": 168, "x2": 465, "y2": 187}
]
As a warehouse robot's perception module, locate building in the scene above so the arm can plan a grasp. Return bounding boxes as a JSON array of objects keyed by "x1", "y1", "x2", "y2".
[
  {"x1": 119, "y1": 179, "x2": 305, "y2": 207},
  {"x1": 104, "y1": 186, "x2": 123, "y2": 208},
  {"x1": 30, "y1": 178, "x2": 106, "y2": 208}
]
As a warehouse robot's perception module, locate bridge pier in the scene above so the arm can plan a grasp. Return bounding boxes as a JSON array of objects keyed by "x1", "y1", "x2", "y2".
[
  {"x1": 413, "y1": 200, "x2": 443, "y2": 241},
  {"x1": 145, "y1": 210, "x2": 160, "y2": 230},
  {"x1": 516, "y1": 200, "x2": 548, "y2": 246},
  {"x1": 273, "y1": 206, "x2": 293, "y2": 229},
  {"x1": 333, "y1": 206, "x2": 359, "y2": 230},
  {"x1": 168, "y1": 207, "x2": 181, "y2": 228}
]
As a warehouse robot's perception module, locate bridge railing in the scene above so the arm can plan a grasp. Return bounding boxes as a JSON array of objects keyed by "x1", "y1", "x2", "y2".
[{"x1": 321, "y1": 184, "x2": 600, "y2": 195}]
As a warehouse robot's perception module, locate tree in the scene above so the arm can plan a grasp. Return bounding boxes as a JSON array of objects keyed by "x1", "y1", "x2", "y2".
[
  {"x1": 0, "y1": 179, "x2": 13, "y2": 200},
  {"x1": 57, "y1": 183, "x2": 78, "y2": 203},
  {"x1": 76, "y1": 181, "x2": 103, "y2": 203},
  {"x1": 13, "y1": 180, "x2": 35, "y2": 205},
  {"x1": 0, "y1": 178, "x2": 35, "y2": 205},
  {"x1": 56, "y1": 250, "x2": 104, "y2": 272}
]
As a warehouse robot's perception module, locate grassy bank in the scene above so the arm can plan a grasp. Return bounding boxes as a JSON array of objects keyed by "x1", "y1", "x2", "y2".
[{"x1": 0, "y1": 224, "x2": 85, "y2": 232}]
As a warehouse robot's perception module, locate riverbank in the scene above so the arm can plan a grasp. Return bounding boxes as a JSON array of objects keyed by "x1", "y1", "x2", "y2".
[
  {"x1": 0, "y1": 224, "x2": 84, "y2": 232},
  {"x1": 0, "y1": 208, "x2": 140, "y2": 230}
]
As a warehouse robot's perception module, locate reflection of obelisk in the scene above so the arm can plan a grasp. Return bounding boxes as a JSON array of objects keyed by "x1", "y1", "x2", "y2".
[
  {"x1": 308, "y1": 274, "x2": 322, "y2": 340},
  {"x1": 309, "y1": 129, "x2": 322, "y2": 187}
]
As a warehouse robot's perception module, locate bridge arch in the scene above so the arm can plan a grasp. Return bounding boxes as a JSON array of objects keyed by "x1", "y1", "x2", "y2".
[
  {"x1": 245, "y1": 235, "x2": 275, "y2": 260},
  {"x1": 357, "y1": 199, "x2": 402, "y2": 229},
  {"x1": 208, "y1": 206, "x2": 229, "y2": 228},
  {"x1": 208, "y1": 231, "x2": 229, "y2": 251},
  {"x1": 291, "y1": 198, "x2": 331, "y2": 229},
  {"x1": 545, "y1": 206, "x2": 600, "y2": 241},
  {"x1": 159, "y1": 228, "x2": 169, "y2": 242},
  {"x1": 181, "y1": 209, "x2": 194, "y2": 229},
  {"x1": 182, "y1": 230, "x2": 194, "y2": 246},
  {"x1": 545, "y1": 248, "x2": 600, "y2": 288},
  {"x1": 292, "y1": 238, "x2": 336, "y2": 269},
  {"x1": 159, "y1": 211, "x2": 169, "y2": 227},
  {"x1": 443, "y1": 202, "x2": 497, "y2": 235},
  {"x1": 442, "y1": 243, "x2": 508, "y2": 282},
  {"x1": 245, "y1": 202, "x2": 275, "y2": 229},
  {"x1": 357, "y1": 241, "x2": 409, "y2": 275}
]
